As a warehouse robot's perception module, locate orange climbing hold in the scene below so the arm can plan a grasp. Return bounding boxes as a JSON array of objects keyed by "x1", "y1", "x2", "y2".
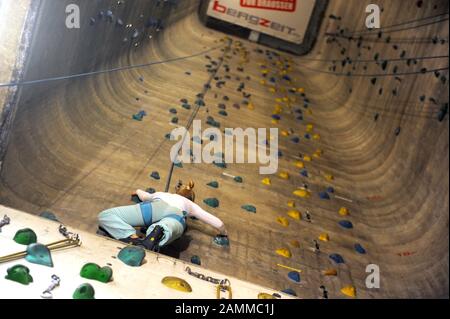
[
  {"x1": 279, "y1": 172, "x2": 290, "y2": 180},
  {"x1": 319, "y1": 233, "x2": 330, "y2": 242},
  {"x1": 281, "y1": 130, "x2": 290, "y2": 137},
  {"x1": 277, "y1": 217, "x2": 290, "y2": 227},
  {"x1": 287, "y1": 210, "x2": 301, "y2": 220},
  {"x1": 293, "y1": 189, "x2": 310, "y2": 198},
  {"x1": 339, "y1": 207, "x2": 349, "y2": 216},
  {"x1": 341, "y1": 286, "x2": 356, "y2": 298},
  {"x1": 295, "y1": 161, "x2": 305, "y2": 169},
  {"x1": 276, "y1": 248, "x2": 292, "y2": 258},
  {"x1": 322, "y1": 269, "x2": 338, "y2": 276}
]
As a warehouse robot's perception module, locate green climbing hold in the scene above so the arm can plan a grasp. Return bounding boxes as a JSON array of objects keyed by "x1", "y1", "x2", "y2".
[
  {"x1": 13, "y1": 228, "x2": 37, "y2": 245},
  {"x1": 118, "y1": 246, "x2": 146, "y2": 267},
  {"x1": 73, "y1": 283, "x2": 95, "y2": 299},
  {"x1": 5, "y1": 265, "x2": 33, "y2": 285},
  {"x1": 203, "y1": 198, "x2": 219, "y2": 208},
  {"x1": 80, "y1": 263, "x2": 113, "y2": 283},
  {"x1": 174, "y1": 162, "x2": 183, "y2": 168},
  {"x1": 213, "y1": 161, "x2": 227, "y2": 169},
  {"x1": 191, "y1": 255, "x2": 201, "y2": 265},
  {"x1": 171, "y1": 117, "x2": 179, "y2": 124},
  {"x1": 25, "y1": 243, "x2": 54, "y2": 267},
  {"x1": 234, "y1": 176, "x2": 243, "y2": 183},
  {"x1": 242, "y1": 205, "x2": 256, "y2": 213},
  {"x1": 207, "y1": 181, "x2": 219, "y2": 188}
]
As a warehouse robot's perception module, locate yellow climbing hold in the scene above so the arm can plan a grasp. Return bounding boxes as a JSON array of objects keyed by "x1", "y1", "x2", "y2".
[
  {"x1": 275, "y1": 98, "x2": 283, "y2": 103},
  {"x1": 295, "y1": 161, "x2": 305, "y2": 169},
  {"x1": 339, "y1": 207, "x2": 349, "y2": 216},
  {"x1": 262, "y1": 178, "x2": 272, "y2": 186},
  {"x1": 319, "y1": 233, "x2": 330, "y2": 242},
  {"x1": 287, "y1": 210, "x2": 301, "y2": 220},
  {"x1": 247, "y1": 103, "x2": 255, "y2": 110},
  {"x1": 293, "y1": 189, "x2": 310, "y2": 198},
  {"x1": 279, "y1": 172, "x2": 290, "y2": 180},
  {"x1": 258, "y1": 293, "x2": 276, "y2": 299},
  {"x1": 324, "y1": 174, "x2": 334, "y2": 181},
  {"x1": 297, "y1": 88, "x2": 305, "y2": 94},
  {"x1": 322, "y1": 269, "x2": 338, "y2": 276},
  {"x1": 287, "y1": 200, "x2": 296, "y2": 208},
  {"x1": 340, "y1": 286, "x2": 356, "y2": 298},
  {"x1": 313, "y1": 134, "x2": 321, "y2": 140},
  {"x1": 260, "y1": 80, "x2": 266, "y2": 85},
  {"x1": 272, "y1": 119, "x2": 279, "y2": 124},
  {"x1": 161, "y1": 277, "x2": 192, "y2": 293},
  {"x1": 313, "y1": 149, "x2": 323, "y2": 158},
  {"x1": 276, "y1": 217, "x2": 290, "y2": 227},
  {"x1": 289, "y1": 240, "x2": 300, "y2": 248},
  {"x1": 269, "y1": 87, "x2": 276, "y2": 93},
  {"x1": 306, "y1": 124, "x2": 314, "y2": 132},
  {"x1": 303, "y1": 155, "x2": 312, "y2": 162},
  {"x1": 276, "y1": 248, "x2": 292, "y2": 258}
]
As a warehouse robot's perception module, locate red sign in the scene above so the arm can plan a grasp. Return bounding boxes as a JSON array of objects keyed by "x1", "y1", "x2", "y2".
[{"x1": 240, "y1": 0, "x2": 297, "y2": 12}]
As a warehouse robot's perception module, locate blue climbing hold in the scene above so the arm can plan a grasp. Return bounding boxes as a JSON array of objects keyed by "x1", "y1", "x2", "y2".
[
  {"x1": 213, "y1": 235, "x2": 229, "y2": 247},
  {"x1": 319, "y1": 191, "x2": 331, "y2": 200},
  {"x1": 354, "y1": 243, "x2": 366, "y2": 254},
  {"x1": 204, "y1": 198, "x2": 219, "y2": 208},
  {"x1": 278, "y1": 150, "x2": 283, "y2": 157},
  {"x1": 272, "y1": 115, "x2": 281, "y2": 120},
  {"x1": 291, "y1": 137, "x2": 300, "y2": 144},
  {"x1": 242, "y1": 205, "x2": 256, "y2": 213},
  {"x1": 304, "y1": 134, "x2": 311, "y2": 139},
  {"x1": 146, "y1": 188, "x2": 156, "y2": 194},
  {"x1": 327, "y1": 187, "x2": 335, "y2": 193},
  {"x1": 191, "y1": 255, "x2": 201, "y2": 265},
  {"x1": 300, "y1": 169, "x2": 308, "y2": 177},
  {"x1": 329, "y1": 254, "x2": 345, "y2": 264},
  {"x1": 207, "y1": 181, "x2": 219, "y2": 188},
  {"x1": 39, "y1": 211, "x2": 59, "y2": 222},
  {"x1": 339, "y1": 220, "x2": 353, "y2": 229},
  {"x1": 288, "y1": 271, "x2": 301, "y2": 283}
]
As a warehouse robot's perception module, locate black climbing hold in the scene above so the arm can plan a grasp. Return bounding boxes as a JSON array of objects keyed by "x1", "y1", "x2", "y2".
[{"x1": 150, "y1": 171, "x2": 160, "y2": 180}]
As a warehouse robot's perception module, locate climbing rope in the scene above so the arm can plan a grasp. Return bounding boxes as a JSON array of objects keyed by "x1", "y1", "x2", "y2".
[
  {"x1": 0, "y1": 44, "x2": 225, "y2": 88},
  {"x1": 164, "y1": 38, "x2": 233, "y2": 192}
]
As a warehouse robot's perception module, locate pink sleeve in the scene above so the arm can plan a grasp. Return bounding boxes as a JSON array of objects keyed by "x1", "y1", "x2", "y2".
[{"x1": 186, "y1": 200, "x2": 226, "y2": 233}]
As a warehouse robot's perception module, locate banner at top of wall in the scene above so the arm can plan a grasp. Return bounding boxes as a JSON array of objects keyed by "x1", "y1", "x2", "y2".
[{"x1": 207, "y1": 0, "x2": 317, "y2": 44}]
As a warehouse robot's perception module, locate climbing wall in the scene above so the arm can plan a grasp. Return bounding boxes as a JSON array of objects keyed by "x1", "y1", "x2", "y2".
[
  {"x1": 0, "y1": 206, "x2": 292, "y2": 299},
  {"x1": 0, "y1": 0, "x2": 448, "y2": 299}
]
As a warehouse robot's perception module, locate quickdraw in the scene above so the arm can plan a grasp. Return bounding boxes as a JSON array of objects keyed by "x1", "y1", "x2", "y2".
[
  {"x1": 0, "y1": 215, "x2": 10, "y2": 232},
  {"x1": 185, "y1": 266, "x2": 232, "y2": 299}
]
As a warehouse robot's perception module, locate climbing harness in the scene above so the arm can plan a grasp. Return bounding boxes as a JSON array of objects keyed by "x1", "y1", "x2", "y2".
[
  {"x1": 185, "y1": 266, "x2": 232, "y2": 299},
  {"x1": 41, "y1": 275, "x2": 61, "y2": 299},
  {"x1": 0, "y1": 215, "x2": 10, "y2": 232}
]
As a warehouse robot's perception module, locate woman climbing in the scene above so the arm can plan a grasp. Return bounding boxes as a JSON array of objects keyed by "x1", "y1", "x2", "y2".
[{"x1": 98, "y1": 181, "x2": 228, "y2": 251}]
